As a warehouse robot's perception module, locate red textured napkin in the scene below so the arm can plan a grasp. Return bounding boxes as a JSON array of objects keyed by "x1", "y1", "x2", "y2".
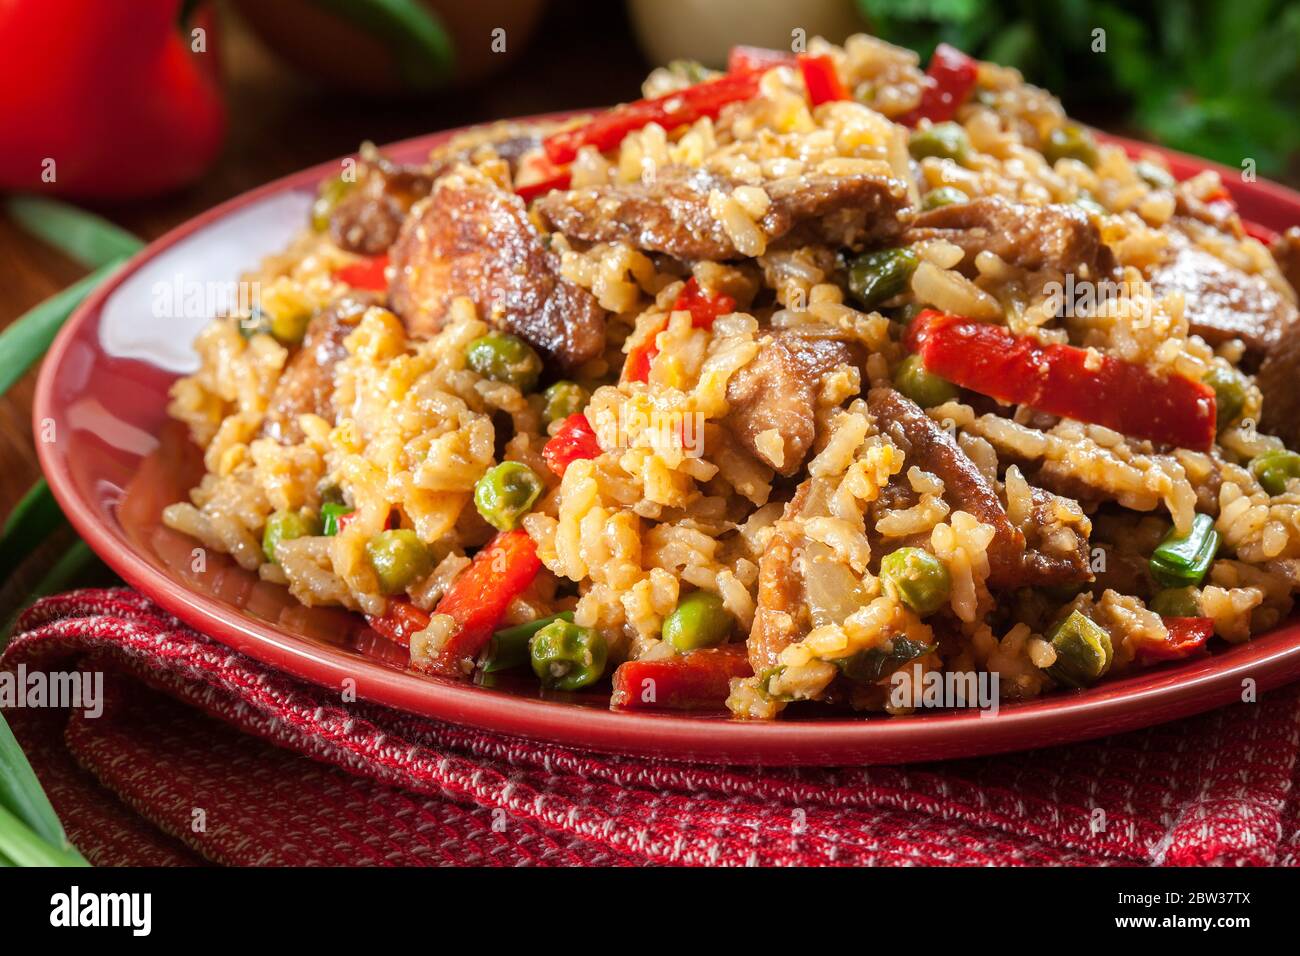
[{"x1": 3, "y1": 588, "x2": 1300, "y2": 867}]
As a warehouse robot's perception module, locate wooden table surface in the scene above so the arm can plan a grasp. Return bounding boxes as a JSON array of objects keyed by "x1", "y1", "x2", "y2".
[{"x1": 0, "y1": 2, "x2": 647, "y2": 522}]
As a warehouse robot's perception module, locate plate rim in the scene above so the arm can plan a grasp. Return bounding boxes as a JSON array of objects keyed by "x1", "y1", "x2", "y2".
[{"x1": 31, "y1": 116, "x2": 1300, "y2": 766}]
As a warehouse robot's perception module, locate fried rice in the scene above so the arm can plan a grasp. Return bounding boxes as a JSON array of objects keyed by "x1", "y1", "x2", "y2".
[{"x1": 163, "y1": 34, "x2": 1300, "y2": 719}]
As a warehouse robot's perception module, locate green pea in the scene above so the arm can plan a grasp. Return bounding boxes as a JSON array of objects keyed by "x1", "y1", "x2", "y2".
[
  {"x1": 481, "y1": 612, "x2": 575, "y2": 673},
  {"x1": 1203, "y1": 365, "x2": 1248, "y2": 430},
  {"x1": 262, "y1": 509, "x2": 321, "y2": 564},
  {"x1": 1250, "y1": 450, "x2": 1300, "y2": 496},
  {"x1": 542, "y1": 380, "x2": 589, "y2": 425},
  {"x1": 474, "y1": 461, "x2": 545, "y2": 532},
  {"x1": 1133, "y1": 159, "x2": 1176, "y2": 191},
  {"x1": 1045, "y1": 610, "x2": 1113, "y2": 687},
  {"x1": 908, "y1": 122, "x2": 970, "y2": 163},
  {"x1": 893, "y1": 354, "x2": 958, "y2": 409},
  {"x1": 880, "y1": 547, "x2": 952, "y2": 616},
  {"x1": 365, "y1": 529, "x2": 434, "y2": 595},
  {"x1": 846, "y1": 247, "x2": 919, "y2": 310},
  {"x1": 466, "y1": 332, "x2": 543, "y2": 392},
  {"x1": 311, "y1": 175, "x2": 354, "y2": 232},
  {"x1": 268, "y1": 303, "x2": 313, "y2": 346},
  {"x1": 1149, "y1": 586, "x2": 1201, "y2": 618},
  {"x1": 1044, "y1": 123, "x2": 1099, "y2": 168},
  {"x1": 662, "y1": 591, "x2": 733, "y2": 652},
  {"x1": 530, "y1": 619, "x2": 607, "y2": 691},
  {"x1": 921, "y1": 186, "x2": 968, "y2": 210}
]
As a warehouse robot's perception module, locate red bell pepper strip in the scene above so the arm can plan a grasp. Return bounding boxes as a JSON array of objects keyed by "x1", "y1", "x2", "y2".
[
  {"x1": 1243, "y1": 219, "x2": 1281, "y2": 246},
  {"x1": 797, "y1": 53, "x2": 848, "y2": 106},
  {"x1": 417, "y1": 529, "x2": 542, "y2": 677},
  {"x1": 514, "y1": 152, "x2": 572, "y2": 202},
  {"x1": 1135, "y1": 616, "x2": 1214, "y2": 664},
  {"x1": 897, "y1": 43, "x2": 980, "y2": 127},
  {"x1": 365, "y1": 599, "x2": 431, "y2": 649},
  {"x1": 611, "y1": 645, "x2": 752, "y2": 711},
  {"x1": 542, "y1": 413, "x2": 602, "y2": 477},
  {"x1": 543, "y1": 69, "x2": 764, "y2": 165},
  {"x1": 727, "y1": 45, "x2": 795, "y2": 74},
  {"x1": 622, "y1": 278, "x2": 736, "y2": 384},
  {"x1": 0, "y1": 0, "x2": 226, "y2": 199},
  {"x1": 333, "y1": 253, "x2": 389, "y2": 291},
  {"x1": 905, "y1": 310, "x2": 1218, "y2": 451}
]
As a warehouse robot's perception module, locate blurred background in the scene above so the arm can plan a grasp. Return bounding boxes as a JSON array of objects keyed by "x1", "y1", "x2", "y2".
[{"x1": 2, "y1": 0, "x2": 1298, "y2": 515}]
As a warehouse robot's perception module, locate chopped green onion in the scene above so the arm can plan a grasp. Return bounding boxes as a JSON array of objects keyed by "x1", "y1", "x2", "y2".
[
  {"x1": 0, "y1": 259, "x2": 127, "y2": 397},
  {"x1": 4, "y1": 196, "x2": 143, "y2": 269},
  {"x1": 1149, "y1": 513, "x2": 1220, "y2": 589},
  {"x1": 479, "y1": 612, "x2": 574, "y2": 673}
]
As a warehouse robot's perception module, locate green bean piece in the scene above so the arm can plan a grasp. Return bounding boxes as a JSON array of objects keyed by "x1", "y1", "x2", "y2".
[
  {"x1": 1045, "y1": 610, "x2": 1113, "y2": 687},
  {"x1": 1044, "y1": 123, "x2": 1099, "y2": 168},
  {"x1": 542, "y1": 380, "x2": 589, "y2": 424},
  {"x1": 311, "y1": 176, "x2": 355, "y2": 232},
  {"x1": 921, "y1": 186, "x2": 968, "y2": 210},
  {"x1": 365, "y1": 528, "x2": 434, "y2": 594},
  {"x1": 908, "y1": 122, "x2": 970, "y2": 163},
  {"x1": 893, "y1": 354, "x2": 958, "y2": 409},
  {"x1": 480, "y1": 612, "x2": 575, "y2": 673},
  {"x1": 262, "y1": 510, "x2": 321, "y2": 564},
  {"x1": 1250, "y1": 450, "x2": 1300, "y2": 496},
  {"x1": 1149, "y1": 586, "x2": 1201, "y2": 618},
  {"x1": 474, "y1": 461, "x2": 545, "y2": 532},
  {"x1": 320, "y1": 502, "x2": 355, "y2": 536},
  {"x1": 466, "y1": 331, "x2": 543, "y2": 392},
  {"x1": 846, "y1": 247, "x2": 919, "y2": 310},
  {"x1": 1202, "y1": 365, "x2": 1248, "y2": 429},
  {"x1": 836, "y1": 636, "x2": 935, "y2": 683},
  {"x1": 880, "y1": 547, "x2": 952, "y2": 615},
  {"x1": 662, "y1": 591, "x2": 733, "y2": 652},
  {"x1": 1149, "y1": 514, "x2": 1220, "y2": 589},
  {"x1": 530, "y1": 620, "x2": 608, "y2": 691}
]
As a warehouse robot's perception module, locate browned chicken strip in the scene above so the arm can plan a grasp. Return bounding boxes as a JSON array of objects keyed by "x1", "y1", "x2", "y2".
[
  {"x1": 535, "y1": 166, "x2": 910, "y2": 261},
  {"x1": 902, "y1": 196, "x2": 1116, "y2": 278},
  {"x1": 262, "y1": 294, "x2": 377, "y2": 444},
  {"x1": 388, "y1": 171, "x2": 606, "y2": 369},
  {"x1": 724, "y1": 328, "x2": 862, "y2": 476}
]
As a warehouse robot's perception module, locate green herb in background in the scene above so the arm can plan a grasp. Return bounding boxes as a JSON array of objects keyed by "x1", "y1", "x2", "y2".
[{"x1": 857, "y1": 0, "x2": 1300, "y2": 174}]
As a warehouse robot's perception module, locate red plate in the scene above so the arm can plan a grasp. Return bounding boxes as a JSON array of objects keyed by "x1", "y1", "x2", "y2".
[{"x1": 33, "y1": 118, "x2": 1300, "y2": 765}]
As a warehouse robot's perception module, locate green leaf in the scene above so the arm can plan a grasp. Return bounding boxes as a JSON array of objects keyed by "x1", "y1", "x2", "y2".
[
  {"x1": 0, "y1": 258, "x2": 126, "y2": 398},
  {"x1": 0, "y1": 803, "x2": 88, "y2": 867},
  {"x1": 0, "y1": 711, "x2": 77, "y2": 855},
  {"x1": 0, "y1": 480, "x2": 67, "y2": 586},
  {"x1": 309, "y1": 0, "x2": 455, "y2": 90},
  {"x1": 4, "y1": 196, "x2": 143, "y2": 270}
]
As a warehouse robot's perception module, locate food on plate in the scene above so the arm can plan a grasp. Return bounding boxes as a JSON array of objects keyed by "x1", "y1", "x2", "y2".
[{"x1": 163, "y1": 34, "x2": 1300, "y2": 719}]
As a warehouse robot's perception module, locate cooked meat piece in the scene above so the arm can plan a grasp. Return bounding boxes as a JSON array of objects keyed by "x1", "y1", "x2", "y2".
[
  {"x1": 748, "y1": 482, "x2": 812, "y2": 674},
  {"x1": 1173, "y1": 190, "x2": 1242, "y2": 237},
  {"x1": 328, "y1": 124, "x2": 546, "y2": 256},
  {"x1": 535, "y1": 166, "x2": 909, "y2": 261},
  {"x1": 1019, "y1": 486, "x2": 1093, "y2": 587},
  {"x1": 1147, "y1": 231, "x2": 1296, "y2": 357},
  {"x1": 262, "y1": 294, "x2": 377, "y2": 443},
  {"x1": 1272, "y1": 226, "x2": 1300, "y2": 296},
  {"x1": 867, "y1": 388, "x2": 1091, "y2": 588},
  {"x1": 1088, "y1": 546, "x2": 1152, "y2": 600},
  {"x1": 388, "y1": 171, "x2": 606, "y2": 369},
  {"x1": 329, "y1": 158, "x2": 435, "y2": 256},
  {"x1": 1258, "y1": 331, "x2": 1300, "y2": 448},
  {"x1": 902, "y1": 196, "x2": 1116, "y2": 278},
  {"x1": 724, "y1": 328, "x2": 862, "y2": 475}
]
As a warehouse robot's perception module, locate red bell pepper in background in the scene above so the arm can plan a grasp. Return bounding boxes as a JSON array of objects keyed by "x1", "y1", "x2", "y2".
[
  {"x1": 611, "y1": 645, "x2": 752, "y2": 711},
  {"x1": 897, "y1": 43, "x2": 979, "y2": 127},
  {"x1": 543, "y1": 69, "x2": 765, "y2": 165},
  {"x1": 905, "y1": 310, "x2": 1218, "y2": 451},
  {"x1": 542, "y1": 414, "x2": 602, "y2": 477},
  {"x1": 797, "y1": 54, "x2": 848, "y2": 106},
  {"x1": 0, "y1": 0, "x2": 225, "y2": 199},
  {"x1": 622, "y1": 278, "x2": 736, "y2": 384},
  {"x1": 366, "y1": 599, "x2": 431, "y2": 648},
  {"x1": 333, "y1": 253, "x2": 389, "y2": 291},
  {"x1": 417, "y1": 530, "x2": 542, "y2": 677},
  {"x1": 1135, "y1": 616, "x2": 1214, "y2": 664},
  {"x1": 727, "y1": 45, "x2": 795, "y2": 74}
]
